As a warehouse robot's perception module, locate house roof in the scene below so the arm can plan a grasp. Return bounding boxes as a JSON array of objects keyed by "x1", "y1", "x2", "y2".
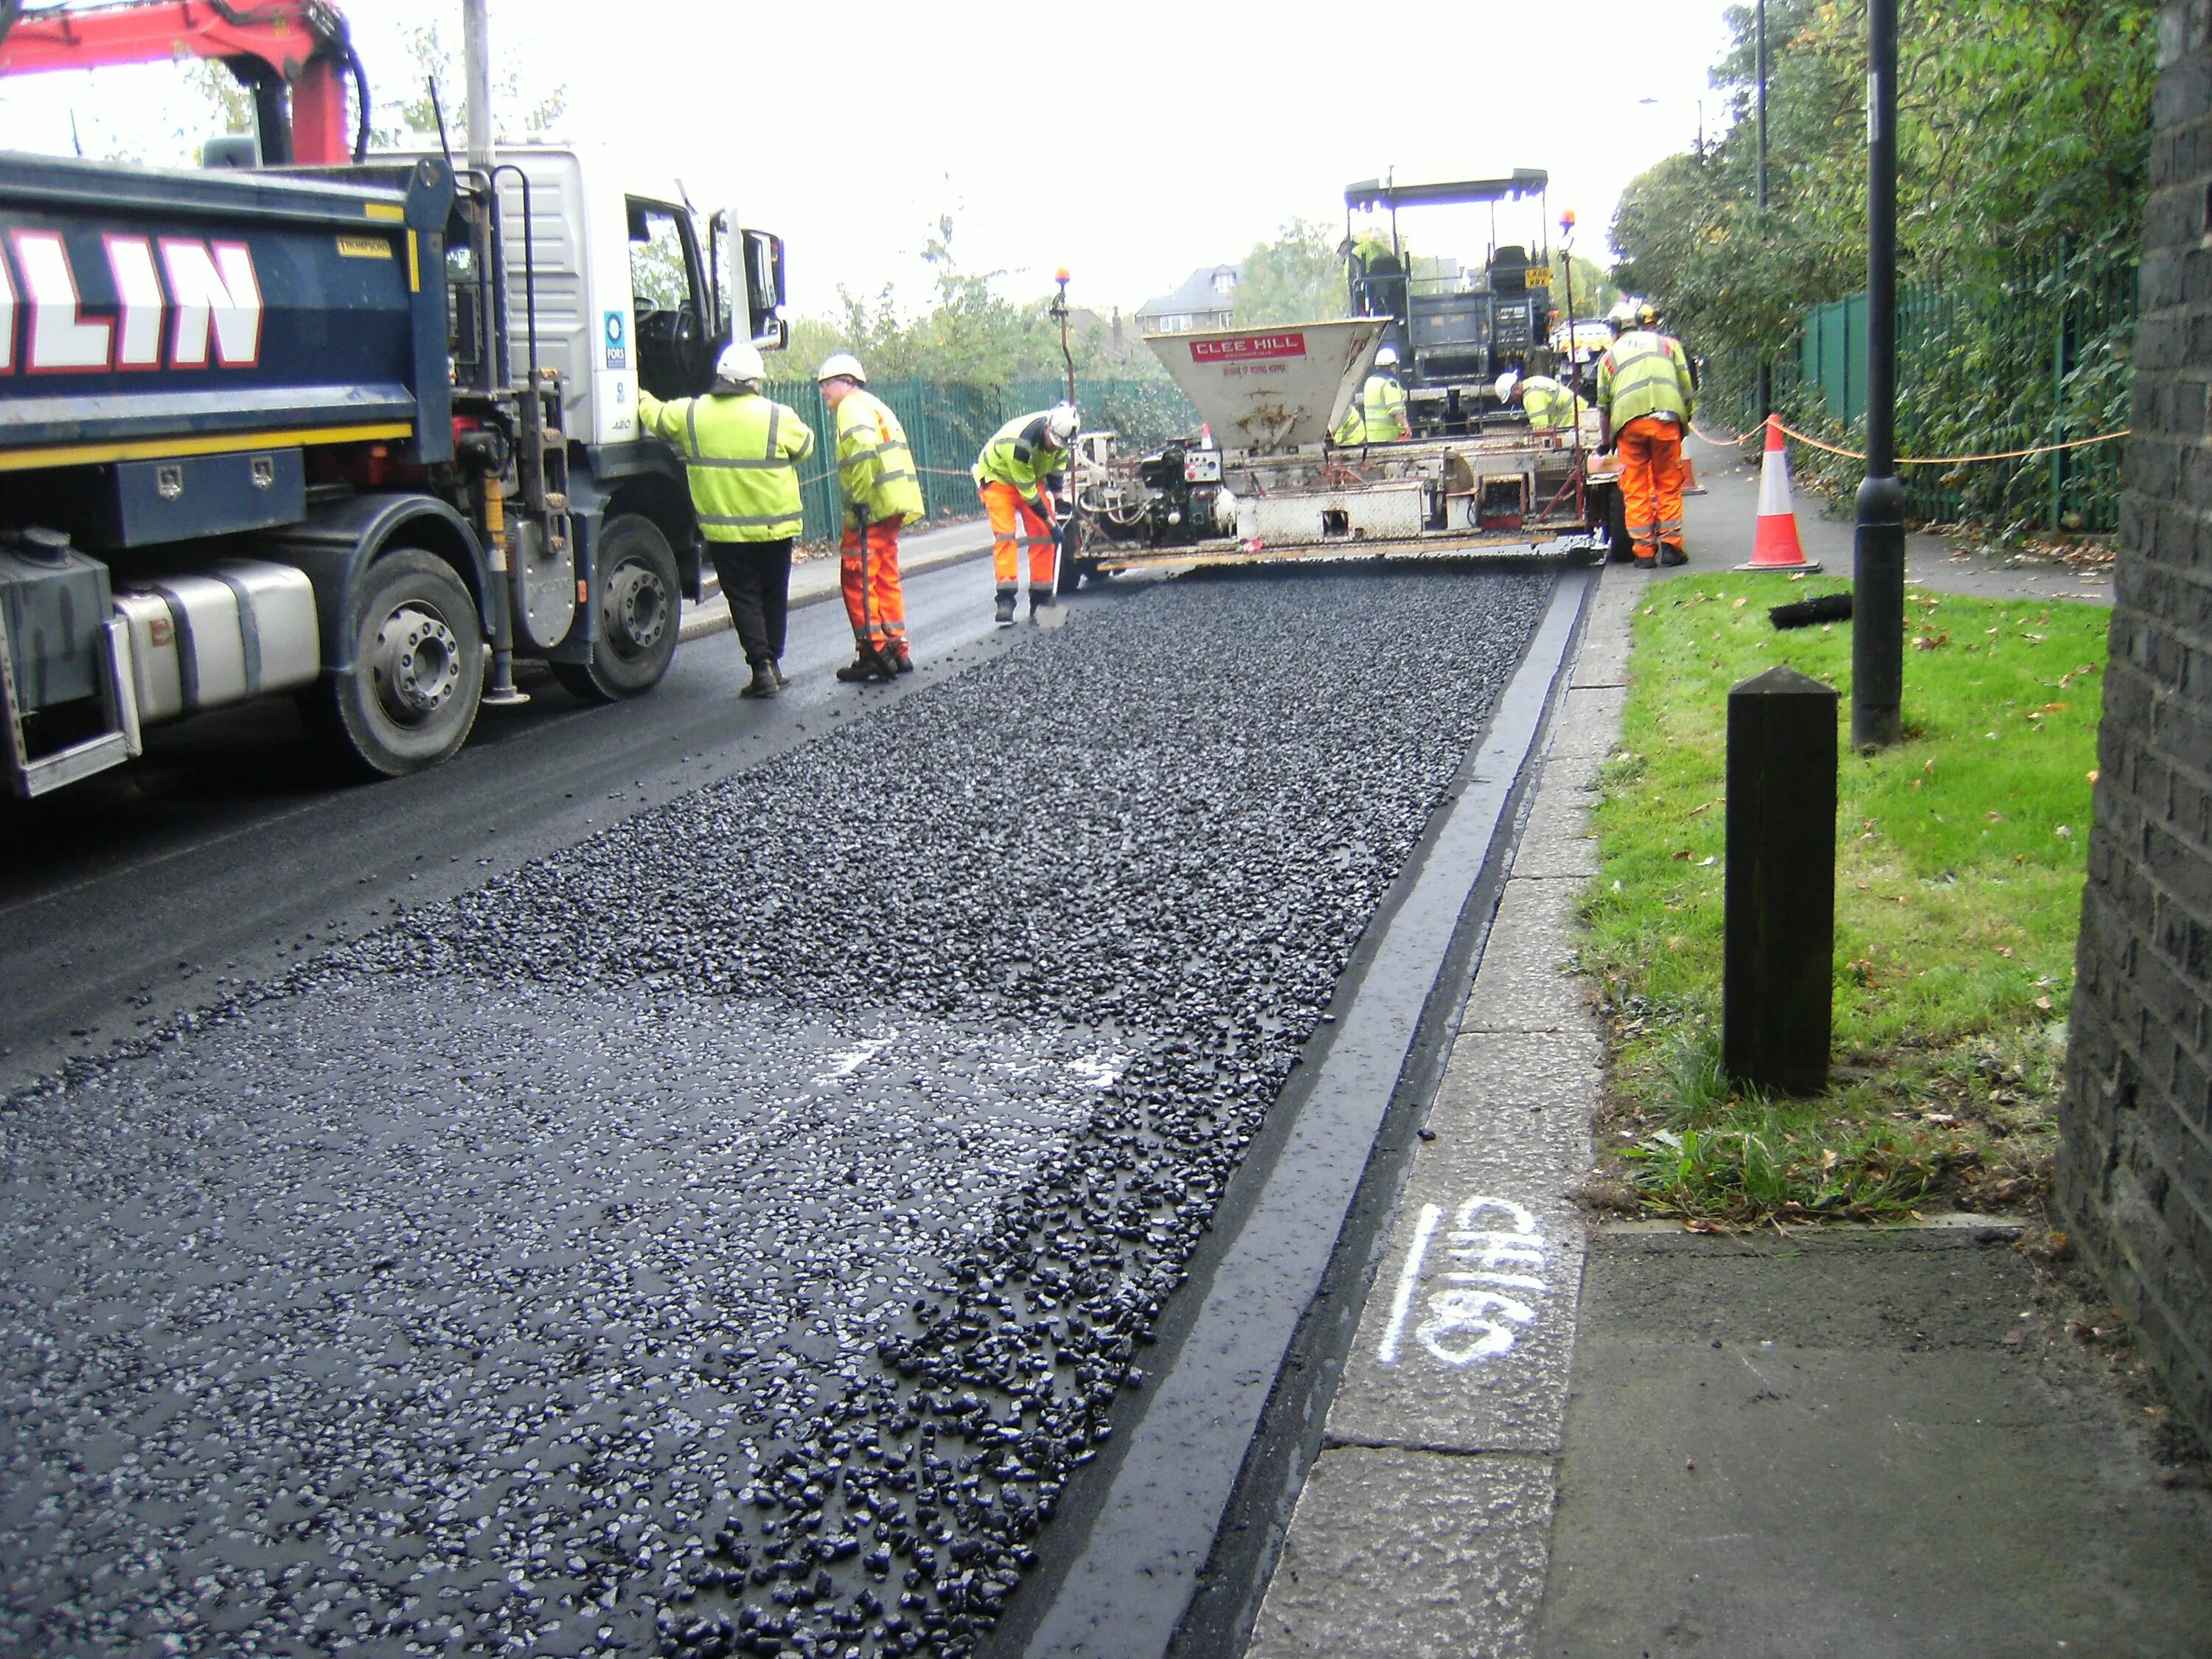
[{"x1": 1135, "y1": 264, "x2": 1239, "y2": 319}]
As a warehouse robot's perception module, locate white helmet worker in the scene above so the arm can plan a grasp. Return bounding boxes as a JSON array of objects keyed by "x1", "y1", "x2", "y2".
[
  {"x1": 815, "y1": 352, "x2": 868, "y2": 385},
  {"x1": 1494, "y1": 371, "x2": 1522, "y2": 402},
  {"x1": 1374, "y1": 343, "x2": 1400, "y2": 368},
  {"x1": 714, "y1": 341, "x2": 766, "y2": 386},
  {"x1": 1044, "y1": 403, "x2": 1081, "y2": 446}
]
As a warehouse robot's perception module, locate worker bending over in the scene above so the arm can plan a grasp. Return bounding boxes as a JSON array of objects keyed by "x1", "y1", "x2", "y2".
[
  {"x1": 1495, "y1": 370, "x2": 1582, "y2": 434},
  {"x1": 974, "y1": 405, "x2": 1079, "y2": 625},
  {"x1": 637, "y1": 342, "x2": 813, "y2": 698},
  {"x1": 1596, "y1": 302, "x2": 1697, "y2": 568},
  {"x1": 818, "y1": 354, "x2": 926, "y2": 683},
  {"x1": 1333, "y1": 344, "x2": 1412, "y2": 445}
]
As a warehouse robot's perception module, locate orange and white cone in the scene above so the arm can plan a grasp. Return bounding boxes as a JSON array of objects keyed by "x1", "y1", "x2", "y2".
[{"x1": 1738, "y1": 415, "x2": 1821, "y2": 572}]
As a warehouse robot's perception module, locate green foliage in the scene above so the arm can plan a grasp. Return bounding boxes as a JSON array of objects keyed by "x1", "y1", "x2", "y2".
[
  {"x1": 1579, "y1": 574, "x2": 2104, "y2": 1222},
  {"x1": 369, "y1": 21, "x2": 567, "y2": 148},
  {"x1": 1619, "y1": 0, "x2": 2153, "y2": 533},
  {"x1": 1231, "y1": 218, "x2": 1349, "y2": 327}
]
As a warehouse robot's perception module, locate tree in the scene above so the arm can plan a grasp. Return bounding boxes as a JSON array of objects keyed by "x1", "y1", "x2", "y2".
[
  {"x1": 1231, "y1": 219, "x2": 1349, "y2": 326},
  {"x1": 368, "y1": 21, "x2": 567, "y2": 149}
]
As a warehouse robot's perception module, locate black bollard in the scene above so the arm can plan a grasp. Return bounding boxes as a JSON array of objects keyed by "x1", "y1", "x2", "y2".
[{"x1": 1723, "y1": 666, "x2": 1838, "y2": 1096}]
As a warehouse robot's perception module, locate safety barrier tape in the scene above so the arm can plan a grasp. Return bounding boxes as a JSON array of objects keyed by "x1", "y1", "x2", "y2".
[{"x1": 1690, "y1": 418, "x2": 2133, "y2": 467}]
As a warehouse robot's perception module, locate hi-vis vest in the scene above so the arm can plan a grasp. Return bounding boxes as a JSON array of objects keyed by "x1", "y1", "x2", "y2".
[
  {"x1": 835, "y1": 389, "x2": 925, "y2": 528},
  {"x1": 1596, "y1": 331, "x2": 1695, "y2": 429},
  {"x1": 974, "y1": 411, "x2": 1062, "y2": 505},
  {"x1": 1334, "y1": 372, "x2": 1410, "y2": 444},
  {"x1": 638, "y1": 389, "x2": 815, "y2": 541},
  {"x1": 1520, "y1": 375, "x2": 1582, "y2": 432}
]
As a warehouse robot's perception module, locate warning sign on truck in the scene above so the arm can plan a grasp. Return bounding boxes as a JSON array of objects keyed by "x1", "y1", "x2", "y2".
[{"x1": 1191, "y1": 333, "x2": 1307, "y2": 364}]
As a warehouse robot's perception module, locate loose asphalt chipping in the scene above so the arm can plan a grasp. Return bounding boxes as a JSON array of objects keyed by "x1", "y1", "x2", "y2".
[
  {"x1": 0, "y1": 563, "x2": 1551, "y2": 1657},
  {"x1": 1242, "y1": 437, "x2": 2210, "y2": 1658}
]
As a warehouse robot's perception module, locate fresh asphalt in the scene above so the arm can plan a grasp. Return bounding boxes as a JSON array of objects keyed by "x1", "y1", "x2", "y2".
[{"x1": 0, "y1": 551, "x2": 1566, "y2": 1657}]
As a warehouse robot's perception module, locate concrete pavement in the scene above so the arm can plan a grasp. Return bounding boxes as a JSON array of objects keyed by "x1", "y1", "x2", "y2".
[{"x1": 1242, "y1": 442, "x2": 2207, "y2": 1657}]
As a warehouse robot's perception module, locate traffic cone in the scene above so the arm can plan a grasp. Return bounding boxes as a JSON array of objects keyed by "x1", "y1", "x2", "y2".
[{"x1": 1738, "y1": 415, "x2": 1822, "y2": 572}]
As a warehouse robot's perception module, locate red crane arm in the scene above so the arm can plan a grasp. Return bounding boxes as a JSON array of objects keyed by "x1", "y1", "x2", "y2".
[{"x1": 0, "y1": 1, "x2": 362, "y2": 165}]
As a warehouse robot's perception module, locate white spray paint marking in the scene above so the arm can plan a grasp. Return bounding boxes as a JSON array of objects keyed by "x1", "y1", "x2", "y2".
[
  {"x1": 1065, "y1": 1051, "x2": 1133, "y2": 1091},
  {"x1": 1377, "y1": 1194, "x2": 1550, "y2": 1367},
  {"x1": 813, "y1": 1034, "x2": 894, "y2": 1083}
]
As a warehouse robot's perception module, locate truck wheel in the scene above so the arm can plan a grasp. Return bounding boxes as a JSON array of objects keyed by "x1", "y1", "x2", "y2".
[
  {"x1": 306, "y1": 548, "x2": 484, "y2": 779},
  {"x1": 552, "y1": 514, "x2": 681, "y2": 703}
]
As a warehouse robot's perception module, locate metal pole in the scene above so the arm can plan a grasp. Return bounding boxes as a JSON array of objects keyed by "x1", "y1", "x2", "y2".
[
  {"x1": 1851, "y1": 0, "x2": 1905, "y2": 750},
  {"x1": 1756, "y1": 0, "x2": 1773, "y2": 418},
  {"x1": 462, "y1": 0, "x2": 495, "y2": 173}
]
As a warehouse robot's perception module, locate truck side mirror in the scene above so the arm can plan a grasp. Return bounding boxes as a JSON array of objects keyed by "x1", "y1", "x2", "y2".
[{"x1": 741, "y1": 229, "x2": 787, "y2": 348}]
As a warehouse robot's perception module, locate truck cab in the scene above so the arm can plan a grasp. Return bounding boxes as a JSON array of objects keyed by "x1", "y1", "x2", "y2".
[{"x1": 0, "y1": 139, "x2": 790, "y2": 798}]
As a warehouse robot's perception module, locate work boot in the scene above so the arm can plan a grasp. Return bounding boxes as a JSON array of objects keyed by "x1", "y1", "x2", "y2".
[
  {"x1": 771, "y1": 660, "x2": 790, "y2": 689},
  {"x1": 740, "y1": 661, "x2": 779, "y2": 699},
  {"x1": 1030, "y1": 588, "x2": 1058, "y2": 619},
  {"x1": 1633, "y1": 551, "x2": 1658, "y2": 571},
  {"x1": 835, "y1": 650, "x2": 893, "y2": 684},
  {"x1": 890, "y1": 644, "x2": 915, "y2": 674},
  {"x1": 1659, "y1": 543, "x2": 1688, "y2": 567},
  {"x1": 994, "y1": 589, "x2": 1018, "y2": 627}
]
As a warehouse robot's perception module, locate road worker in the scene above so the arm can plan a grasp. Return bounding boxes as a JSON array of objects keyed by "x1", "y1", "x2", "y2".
[
  {"x1": 818, "y1": 353, "x2": 926, "y2": 682},
  {"x1": 1596, "y1": 302, "x2": 1698, "y2": 568},
  {"x1": 974, "y1": 404, "x2": 1079, "y2": 625},
  {"x1": 637, "y1": 341, "x2": 813, "y2": 698},
  {"x1": 1495, "y1": 369, "x2": 1582, "y2": 434},
  {"x1": 1333, "y1": 344, "x2": 1411, "y2": 444}
]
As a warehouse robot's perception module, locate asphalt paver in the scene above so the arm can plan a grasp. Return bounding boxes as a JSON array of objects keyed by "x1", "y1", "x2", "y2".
[{"x1": 0, "y1": 565, "x2": 1551, "y2": 1657}]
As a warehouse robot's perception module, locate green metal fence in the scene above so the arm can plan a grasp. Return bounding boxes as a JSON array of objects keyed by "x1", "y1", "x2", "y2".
[
  {"x1": 1700, "y1": 252, "x2": 2138, "y2": 533},
  {"x1": 757, "y1": 375, "x2": 1199, "y2": 545}
]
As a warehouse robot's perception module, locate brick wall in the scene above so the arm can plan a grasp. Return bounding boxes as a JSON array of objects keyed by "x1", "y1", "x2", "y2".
[{"x1": 2059, "y1": 0, "x2": 2212, "y2": 1447}]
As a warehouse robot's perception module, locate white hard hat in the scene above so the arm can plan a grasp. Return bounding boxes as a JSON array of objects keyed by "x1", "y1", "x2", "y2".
[
  {"x1": 715, "y1": 341, "x2": 765, "y2": 384},
  {"x1": 1045, "y1": 403, "x2": 1080, "y2": 445},
  {"x1": 1494, "y1": 372, "x2": 1521, "y2": 401},
  {"x1": 816, "y1": 352, "x2": 867, "y2": 385},
  {"x1": 1374, "y1": 344, "x2": 1399, "y2": 367}
]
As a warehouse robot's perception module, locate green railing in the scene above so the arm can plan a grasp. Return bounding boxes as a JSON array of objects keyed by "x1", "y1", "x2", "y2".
[
  {"x1": 1697, "y1": 252, "x2": 2138, "y2": 534},
  {"x1": 756, "y1": 375, "x2": 1200, "y2": 544}
]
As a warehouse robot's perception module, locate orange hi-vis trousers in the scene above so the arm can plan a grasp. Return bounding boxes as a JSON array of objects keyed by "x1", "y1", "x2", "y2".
[
  {"x1": 1616, "y1": 414, "x2": 1687, "y2": 557},
  {"x1": 981, "y1": 481, "x2": 1055, "y2": 589},
  {"x1": 840, "y1": 516, "x2": 907, "y2": 654}
]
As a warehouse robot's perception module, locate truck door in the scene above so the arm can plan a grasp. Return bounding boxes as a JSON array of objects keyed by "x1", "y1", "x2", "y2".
[{"x1": 625, "y1": 198, "x2": 713, "y2": 399}]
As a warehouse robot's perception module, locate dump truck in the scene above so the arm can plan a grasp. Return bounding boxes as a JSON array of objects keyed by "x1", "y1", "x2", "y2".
[
  {"x1": 1064, "y1": 316, "x2": 1626, "y2": 577},
  {"x1": 0, "y1": 1, "x2": 789, "y2": 797}
]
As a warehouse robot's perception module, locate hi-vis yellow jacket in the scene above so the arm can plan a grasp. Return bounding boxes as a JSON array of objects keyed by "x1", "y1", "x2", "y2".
[
  {"x1": 973, "y1": 411, "x2": 1064, "y2": 508},
  {"x1": 1596, "y1": 331, "x2": 1696, "y2": 429},
  {"x1": 834, "y1": 389, "x2": 926, "y2": 528},
  {"x1": 1333, "y1": 372, "x2": 1411, "y2": 444},
  {"x1": 638, "y1": 388, "x2": 815, "y2": 541}
]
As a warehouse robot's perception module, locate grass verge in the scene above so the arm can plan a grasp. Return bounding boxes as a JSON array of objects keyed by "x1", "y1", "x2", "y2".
[{"x1": 1578, "y1": 572, "x2": 2110, "y2": 1225}]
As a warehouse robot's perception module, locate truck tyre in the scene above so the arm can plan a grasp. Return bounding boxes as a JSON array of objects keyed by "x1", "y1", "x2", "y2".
[
  {"x1": 552, "y1": 514, "x2": 681, "y2": 703},
  {"x1": 305, "y1": 547, "x2": 484, "y2": 779}
]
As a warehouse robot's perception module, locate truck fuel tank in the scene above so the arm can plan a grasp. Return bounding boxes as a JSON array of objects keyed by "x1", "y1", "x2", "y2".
[{"x1": 113, "y1": 560, "x2": 319, "y2": 724}]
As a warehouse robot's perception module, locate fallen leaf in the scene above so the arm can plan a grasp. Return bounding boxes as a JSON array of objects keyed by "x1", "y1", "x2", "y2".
[
  {"x1": 1820, "y1": 1148, "x2": 1840, "y2": 1169},
  {"x1": 1698, "y1": 856, "x2": 1717, "y2": 867},
  {"x1": 2042, "y1": 701, "x2": 2067, "y2": 713},
  {"x1": 2036, "y1": 995, "x2": 2054, "y2": 1011},
  {"x1": 1672, "y1": 849, "x2": 1694, "y2": 860},
  {"x1": 2054, "y1": 825, "x2": 2073, "y2": 838},
  {"x1": 2087, "y1": 768, "x2": 2101, "y2": 783},
  {"x1": 1986, "y1": 810, "x2": 2003, "y2": 822},
  {"x1": 1688, "y1": 801, "x2": 1714, "y2": 817}
]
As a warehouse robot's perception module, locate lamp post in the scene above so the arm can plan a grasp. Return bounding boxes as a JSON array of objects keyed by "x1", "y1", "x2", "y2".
[
  {"x1": 1756, "y1": 0, "x2": 1773, "y2": 418},
  {"x1": 1852, "y1": 0, "x2": 1905, "y2": 749}
]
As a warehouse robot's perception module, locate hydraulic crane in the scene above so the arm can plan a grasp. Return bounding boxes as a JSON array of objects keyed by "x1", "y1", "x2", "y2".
[{"x1": 0, "y1": 0, "x2": 369, "y2": 164}]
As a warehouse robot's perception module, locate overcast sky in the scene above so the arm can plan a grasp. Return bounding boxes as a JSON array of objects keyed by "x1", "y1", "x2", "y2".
[{"x1": 0, "y1": 0, "x2": 1736, "y2": 319}]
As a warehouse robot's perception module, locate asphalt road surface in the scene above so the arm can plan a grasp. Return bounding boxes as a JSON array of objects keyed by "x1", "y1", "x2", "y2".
[{"x1": 0, "y1": 557, "x2": 1554, "y2": 1658}]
